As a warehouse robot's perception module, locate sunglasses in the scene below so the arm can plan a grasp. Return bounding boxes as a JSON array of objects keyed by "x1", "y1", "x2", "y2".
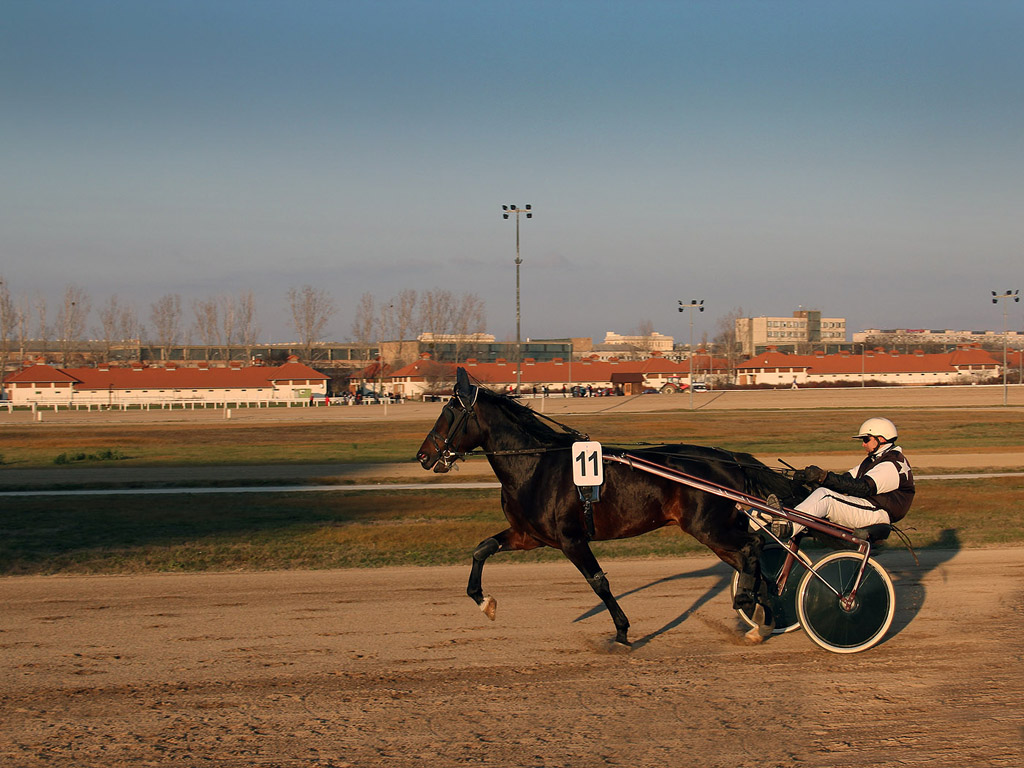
[{"x1": 860, "y1": 436, "x2": 876, "y2": 443}]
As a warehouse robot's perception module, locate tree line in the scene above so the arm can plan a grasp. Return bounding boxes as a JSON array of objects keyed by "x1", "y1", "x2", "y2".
[{"x1": 0, "y1": 276, "x2": 487, "y2": 371}]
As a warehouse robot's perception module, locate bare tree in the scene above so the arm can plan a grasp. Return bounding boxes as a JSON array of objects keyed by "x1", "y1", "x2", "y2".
[
  {"x1": 417, "y1": 289, "x2": 487, "y2": 363},
  {"x1": 57, "y1": 285, "x2": 91, "y2": 366},
  {"x1": 191, "y1": 298, "x2": 220, "y2": 359},
  {"x1": 377, "y1": 289, "x2": 418, "y2": 367},
  {"x1": 449, "y1": 292, "x2": 486, "y2": 363},
  {"x1": 418, "y1": 289, "x2": 454, "y2": 359},
  {"x1": 149, "y1": 294, "x2": 182, "y2": 361},
  {"x1": 34, "y1": 295, "x2": 51, "y2": 359},
  {"x1": 351, "y1": 293, "x2": 377, "y2": 361},
  {"x1": 97, "y1": 295, "x2": 140, "y2": 362},
  {"x1": 16, "y1": 296, "x2": 30, "y2": 365},
  {"x1": 634, "y1": 319, "x2": 656, "y2": 354},
  {"x1": 288, "y1": 285, "x2": 336, "y2": 362},
  {"x1": 713, "y1": 306, "x2": 745, "y2": 383},
  {"x1": 119, "y1": 303, "x2": 141, "y2": 360},
  {"x1": 233, "y1": 290, "x2": 260, "y2": 360},
  {"x1": 0, "y1": 276, "x2": 19, "y2": 385},
  {"x1": 393, "y1": 289, "x2": 419, "y2": 348}
]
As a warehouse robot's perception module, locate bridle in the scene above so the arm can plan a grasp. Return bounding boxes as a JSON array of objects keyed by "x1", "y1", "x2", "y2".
[{"x1": 422, "y1": 386, "x2": 479, "y2": 471}]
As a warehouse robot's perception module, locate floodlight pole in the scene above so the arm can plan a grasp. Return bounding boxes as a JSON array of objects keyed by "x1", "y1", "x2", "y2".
[
  {"x1": 678, "y1": 299, "x2": 704, "y2": 410},
  {"x1": 502, "y1": 204, "x2": 532, "y2": 395},
  {"x1": 992, "y1": 289, "x2": 1020, "y2": 406}
]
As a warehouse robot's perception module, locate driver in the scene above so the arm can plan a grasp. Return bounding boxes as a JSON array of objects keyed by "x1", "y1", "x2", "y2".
[{"x1": 790, "y1": 417, "x2": 915, "y2": 536}]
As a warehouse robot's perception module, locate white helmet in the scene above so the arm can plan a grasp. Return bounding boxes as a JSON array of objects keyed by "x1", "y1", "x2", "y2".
[{"x1": 853, "y1": 417, "x2": 897, "y2": 443}]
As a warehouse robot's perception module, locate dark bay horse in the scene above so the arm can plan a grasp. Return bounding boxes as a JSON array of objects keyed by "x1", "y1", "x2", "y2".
[{"x1": 416, "y1": 369, "x2": 799, "y2": 647}]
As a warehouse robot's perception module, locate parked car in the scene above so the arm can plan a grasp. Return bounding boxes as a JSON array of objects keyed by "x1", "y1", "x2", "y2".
[{"x1": 692, "y1": 382, "x2": 709, "y2": 392}]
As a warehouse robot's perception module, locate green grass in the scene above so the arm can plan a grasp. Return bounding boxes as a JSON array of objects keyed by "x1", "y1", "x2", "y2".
[{"x1": 1, "y1": 477, "x2": 1020, "y2": 575}]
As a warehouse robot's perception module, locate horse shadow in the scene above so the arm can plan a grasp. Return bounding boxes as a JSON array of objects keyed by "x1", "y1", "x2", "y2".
[
  {"x1": 572, "y1": 527, "x2": 961, "y2": 650},
  {"x1": 572, "y1": 562, "x2": 734, "y2": 649}
]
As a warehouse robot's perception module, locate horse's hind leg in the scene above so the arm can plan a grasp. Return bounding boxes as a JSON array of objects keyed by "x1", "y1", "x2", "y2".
[
  {"x1": 726, "y1": 538, "x2": 775, "y2": 643},
  {"x1": 562, "y1": 539, "x2": 631, "y2": 647}
]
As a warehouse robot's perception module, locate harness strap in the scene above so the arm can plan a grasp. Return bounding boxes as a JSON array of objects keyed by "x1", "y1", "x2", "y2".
[{"x1": 890, "y1": 524, "x2": 920, "y2": 566}]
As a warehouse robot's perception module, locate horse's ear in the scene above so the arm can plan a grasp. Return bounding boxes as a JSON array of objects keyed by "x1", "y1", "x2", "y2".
[
  {"x1": 455, "y1": 367, "x2": 471, "y2": 398},
  {"x1": 454, "y1": 367, "x2": 478, "y2": 406}
]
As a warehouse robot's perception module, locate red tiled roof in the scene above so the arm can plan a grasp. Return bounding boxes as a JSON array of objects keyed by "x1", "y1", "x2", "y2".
[
  {"x1": 3, "y1": 364, "x2": 79, "y2": 384},
  {"x1": 3, "y1": 361, "x2": 327, "y2": 391},
  {"x1": 736, "y1": 348, "x2": 1000, "y2": 375},
  {"x1": 388, "y1": 356, "x2": 728, "y2": 386}
]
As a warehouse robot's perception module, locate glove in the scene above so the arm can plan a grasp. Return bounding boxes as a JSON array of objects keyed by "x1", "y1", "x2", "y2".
[{"x1": 798, "y1": 465, "x2": 827, "y2": 485}]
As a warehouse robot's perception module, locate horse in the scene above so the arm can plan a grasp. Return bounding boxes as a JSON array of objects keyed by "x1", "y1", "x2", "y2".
[{"x1": 416, "y1": 368, "x2": 800, "y2": 647}]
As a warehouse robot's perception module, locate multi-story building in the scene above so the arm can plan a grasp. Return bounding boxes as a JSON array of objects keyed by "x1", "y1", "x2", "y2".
[
  {"x1": 735, "y1": 310, "x2": 846, "y2": 355},
  {"x1": 599, "y1": 331, "x2": 675, "y2": 354},
  {"x1": 855, "y1": 328, "x2": 1024, "y2": 348}
]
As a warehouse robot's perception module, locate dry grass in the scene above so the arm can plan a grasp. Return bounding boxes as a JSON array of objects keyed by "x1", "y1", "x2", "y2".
[
  {"x1": 1, "y1": 407, "x2": 1022, "y2": 468},
  {"x1": 1, "y1": 476, "x2": 1020, "y2": 575}
]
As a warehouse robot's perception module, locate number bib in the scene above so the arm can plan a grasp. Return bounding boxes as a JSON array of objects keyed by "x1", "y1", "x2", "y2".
[{"x1": 571, "y1": 441, "x2": 604, "y2": 487}]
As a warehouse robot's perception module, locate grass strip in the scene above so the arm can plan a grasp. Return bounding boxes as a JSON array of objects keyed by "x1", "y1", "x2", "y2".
[
  {"x1": 1, "y1": 478, "x2": 1019, "y2": 576},
  {"x1": 1, "y1": 407, "x2": 1022, "y2": 468}
]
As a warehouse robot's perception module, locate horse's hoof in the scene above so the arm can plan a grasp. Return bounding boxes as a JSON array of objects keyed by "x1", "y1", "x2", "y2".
[
  {"x1": 479, "y1": 595, "x2": 497, "y2": 621},
  {"x1": 750, "y1": 604, "x2": 775, "y2": 637},
  {"x1": 744, "y1": 626, "x2": 767, "y2": 644}
]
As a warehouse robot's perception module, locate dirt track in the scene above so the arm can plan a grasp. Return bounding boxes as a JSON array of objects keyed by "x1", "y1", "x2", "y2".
[{"x1": 2, "y1": 548, "x2": 1023, "y2": 767}]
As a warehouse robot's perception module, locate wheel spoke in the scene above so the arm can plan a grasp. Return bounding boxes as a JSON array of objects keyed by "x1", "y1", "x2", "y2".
[{"x1": 796, "y1": 552, "x2": 895, "y2": 653}]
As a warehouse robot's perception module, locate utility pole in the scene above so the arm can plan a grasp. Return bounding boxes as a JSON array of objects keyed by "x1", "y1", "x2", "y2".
[
  {"x1": 992, "y1": 289, "x2": 1020, "y2": 406},
  {"x1": 502, "y1": 204, "x2": 532, "y2": 394},
  {"x1": 678, "y1": 299, "x2": 704, "y2": 410}
]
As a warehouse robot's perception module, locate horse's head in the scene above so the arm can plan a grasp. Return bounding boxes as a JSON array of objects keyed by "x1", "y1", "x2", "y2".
[{"x1": 416, "y1": 368, "x2": 483, "y2": 473}]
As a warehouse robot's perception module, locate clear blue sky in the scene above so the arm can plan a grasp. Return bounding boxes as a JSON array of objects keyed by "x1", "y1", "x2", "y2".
[{"x1": 3, "y1": 1, "x2": 1022, "y2": 344}]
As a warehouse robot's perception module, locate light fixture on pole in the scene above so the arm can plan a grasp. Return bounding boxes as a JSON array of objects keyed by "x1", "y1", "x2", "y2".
[
  {"x1": 678, "y1": 299, "x2": 704, "y2": 410},
  {"x1": 992, "y1": 289, "x2": 1020, "y2": 406},
  {"x1": 502, "y1": 204, "x2": 532, "y2": 394}
]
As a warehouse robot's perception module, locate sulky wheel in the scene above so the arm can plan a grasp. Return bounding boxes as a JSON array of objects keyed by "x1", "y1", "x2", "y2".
[
  {"x1": 731, "y1": 541, "x2": 807, "y2": 635},
  {"x1": 796, "y1": 551, "x2": 895, "y2": 654}
]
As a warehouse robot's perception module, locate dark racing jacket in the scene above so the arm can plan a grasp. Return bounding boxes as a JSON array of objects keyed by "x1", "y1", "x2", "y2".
[{"x1": 821, "y1": 444, "x2": 915, "y2": 523}]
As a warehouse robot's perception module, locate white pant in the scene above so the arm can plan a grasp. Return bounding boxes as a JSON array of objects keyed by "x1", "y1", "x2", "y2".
[{"x1": 792, "y1": 487, "x2": 890, "y2": 535}]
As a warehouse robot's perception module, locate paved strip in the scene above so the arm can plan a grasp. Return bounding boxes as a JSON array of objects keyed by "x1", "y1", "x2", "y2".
[{"x1": 0, "y1": 482, "x2": 502, "y2": 497}]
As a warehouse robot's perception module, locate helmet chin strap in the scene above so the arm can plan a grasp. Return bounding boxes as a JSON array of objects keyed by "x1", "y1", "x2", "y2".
[{"x1": 871, "y1": 439, "x2": 894, "y2": 457}]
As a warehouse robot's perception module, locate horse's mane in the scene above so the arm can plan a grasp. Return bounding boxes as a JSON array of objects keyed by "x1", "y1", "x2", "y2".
[
  {"x1": 734, "y1": 450, "x2": 802, "y2": 505},
  {"x1": 476, "y1": 387, "x2": 578, "y2": 446}
]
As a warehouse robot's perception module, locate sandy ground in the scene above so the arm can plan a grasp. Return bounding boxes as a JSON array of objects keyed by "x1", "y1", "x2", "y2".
[{"x1": 2, "y1": 549, "x2": 1023, "y2": 767}]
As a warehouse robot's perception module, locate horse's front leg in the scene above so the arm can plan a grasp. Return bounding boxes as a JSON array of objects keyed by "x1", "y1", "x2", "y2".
[
  {"x1": 467, "y1": 528, "x2": 542, "y2": 621},
  {"x1": 561, "y1": 538, "x2": 631, "y2": 647}
]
